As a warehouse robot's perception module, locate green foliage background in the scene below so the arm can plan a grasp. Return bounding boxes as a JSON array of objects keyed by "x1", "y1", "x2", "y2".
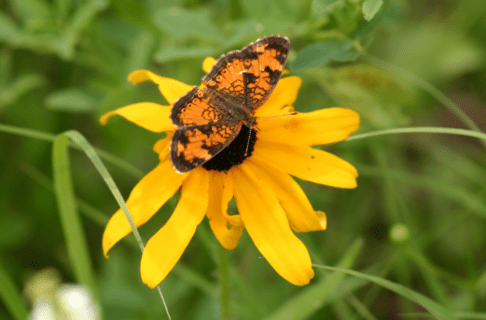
[{"x1": 1, "y1": 0, "x2": 486, "y2": 319}]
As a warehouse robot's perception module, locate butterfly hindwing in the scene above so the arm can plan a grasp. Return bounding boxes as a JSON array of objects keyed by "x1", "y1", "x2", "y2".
[{"x1": 169, "y1": 122, "x2": 242, "y2": 173}]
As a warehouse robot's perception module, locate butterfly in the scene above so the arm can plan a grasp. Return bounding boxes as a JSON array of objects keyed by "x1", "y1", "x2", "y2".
[{"x1": 169, "y1": 35, "x2": 290, "y2": 173}]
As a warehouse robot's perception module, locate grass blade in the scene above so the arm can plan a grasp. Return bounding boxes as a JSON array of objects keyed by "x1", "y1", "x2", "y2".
[
  {"x1": 346, "y1": 127, "x2": 486, "y2": 143},
  {"x1": 316, "y1": 266, "x2": 457, "y2": 320},
  {"x1": 52, "y1": 134, "x2": 98, "y2": 301},
  {"x1": 357, "y1": 164, "x2": 486, "y2": 218},
  {"x1": 61, "y1": 130, "x2": 145, "y2": 253},
  {"x1": 365, "y1": 56, "x2": 486, "y2": 150},
  {"x1": 266, "y1": 238, "x2": 363, "y2": 320},
  {"x1": 57, "y1": 130, "x2": 171, "y2": 319},
  {"x1": 0, "y1": 123, "x2": 143, "y2": 179},
  {"x1": 0, "y1": 262, "x2": 29, "y2": 320}
]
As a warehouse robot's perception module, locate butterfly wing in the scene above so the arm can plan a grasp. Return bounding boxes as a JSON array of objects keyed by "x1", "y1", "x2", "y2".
[
  {"x1": 169, "y1": 122, "x2": 242, "y2": 173},
  {"x1": 169, "y1": 86, "x2": 242, "y2": 173},
  {"x1": 202, "y1": 35, "x2": 290, "y2": 112}
]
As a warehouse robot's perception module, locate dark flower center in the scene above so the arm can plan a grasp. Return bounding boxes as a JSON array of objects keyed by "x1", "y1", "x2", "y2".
[{"x1": 202, "y1": 125, "x2": 257, "y2": 172}]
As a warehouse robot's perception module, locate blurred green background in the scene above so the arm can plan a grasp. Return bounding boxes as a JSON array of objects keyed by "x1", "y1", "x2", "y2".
[{"x1": 1, "y1": 0, "x2": 486, "y2": 319}]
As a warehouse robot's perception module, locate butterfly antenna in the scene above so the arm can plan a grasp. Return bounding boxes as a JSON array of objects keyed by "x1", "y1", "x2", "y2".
[
  {"x1": 258, "y1": 111, "x2": 298, "y2": 120},
  {"x1": 244, "y1": 124, "x2": 253, "y2": 157}
]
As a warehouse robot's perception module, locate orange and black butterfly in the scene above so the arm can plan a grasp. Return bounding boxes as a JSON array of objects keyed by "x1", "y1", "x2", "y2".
[{"x1": 169, "y1": 35, "x2": 290, "y2": 173}]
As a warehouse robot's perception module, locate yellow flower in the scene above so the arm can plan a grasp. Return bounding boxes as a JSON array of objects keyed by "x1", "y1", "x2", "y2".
[{"x1": 101, "y1": 57, "x2": 360, "y2": 287}]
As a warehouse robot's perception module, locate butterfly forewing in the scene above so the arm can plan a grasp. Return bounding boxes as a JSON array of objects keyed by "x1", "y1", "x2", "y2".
[{"x1": 203, "y1": 35, "x2": 290, "y2": 111}]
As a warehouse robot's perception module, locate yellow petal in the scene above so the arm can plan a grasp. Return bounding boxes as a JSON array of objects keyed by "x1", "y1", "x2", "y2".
[
  {"x1": 128, "y1": 70, "x2": 193, "y2": 105},
  {"x1": 258, "y1": 108, "x2": 360, "y2": 146},
  {"x1": 256, "y1": 76, "x2": 302, "y2": 118},
  {"x1": 206, "y1": 172, "x2": 243, "y2": 250},
  {"x1": 246, "y1": 159, "x2": 325, "y2": 232},
  {"x1": 100, "y1": 102, "x2": 174, "y2": 133},
  {"x1": 315, "y1": 211, "x2": 327, "y2": 229},
  {"x1": 231, "y1": 163, "x2": 314, "y2": 286},
  {"x1": 102, "y1": 160, "x2": 186, "y2": 257},
  {"x1": 252, "y1": 140, "x2": 358, "y2": 188},
  {"x1": 202, "y1": 57, "x2": 216, "y2": 73},
  {"x1": 140, "y1": 169, "x2": 210, "y2": 288},
  {"x1": 153, "y1": 134, "x2": 171, "y2": 161},
  {"x1": 127, "y1": 70, "x2": 163, "y2": 85}
]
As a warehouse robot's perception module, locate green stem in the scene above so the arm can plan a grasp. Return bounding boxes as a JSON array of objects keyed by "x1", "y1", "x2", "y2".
[
  {"x1": 346, "y1": 126, "x2": 486, "y2": 142},
  {"x1": 218, "y1": 245, "x2": 231, "y2": 320},
  {"x1": 365, "y1": 55, "x2": 486, "y2": 149}
]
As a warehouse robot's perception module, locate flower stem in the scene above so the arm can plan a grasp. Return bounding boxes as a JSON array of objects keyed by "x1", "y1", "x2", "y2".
[{"x1": 218, "y1": 244, "x2": 231, "y2": 320}]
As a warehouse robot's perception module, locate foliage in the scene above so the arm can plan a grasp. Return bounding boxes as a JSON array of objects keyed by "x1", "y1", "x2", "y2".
[{"x1": 1, "y1": 0, "x2": 486, "y2": 319}]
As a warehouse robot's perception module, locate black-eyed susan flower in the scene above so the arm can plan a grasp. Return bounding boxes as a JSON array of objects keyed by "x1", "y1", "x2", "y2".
[{"x1": 101, "y1": 41, "x2": 359, "y2": 287}]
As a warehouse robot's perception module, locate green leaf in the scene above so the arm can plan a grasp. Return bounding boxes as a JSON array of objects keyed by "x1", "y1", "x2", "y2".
[
  {"x1": 154, "y1": 46, "x2": 216, "y2": 63},
  {"x1": 45, "y1": 88, "x2": 98, "y2": 112},
  {"x1": 52, "y1": 134, "x2": 98, "y2": 300},
  {"x1": 223, "y1": 19, "x2": 261, "y2": 50},
  {"x1": 288, "y1": 0, "x2": 314, "y2": 21},
  {"x1": 125, "y1": 31, "x2": 156, "y2": 72},
  {"x1": 316, "y1": 266, "x2": 457, "y2": 320},
  {"x1": 0, "y1": 12, "x2": 20, "y2": 41},
  {"x1": 56, "y1": 0, "x2": 109, "y2": 59},
  {"x1": 67, "y1": 0, "x2": 109, "y2": 38},
  {"x1": 0, "y1": 262, "x2": 29, "y2": 320},
  {"x1": 362, "y1": 0, "x2": 383, "y2": 21},
  {"x1": 9, "y1": 0, "x2": 51, "y2": 23},
  {"x1": 238, "y1": 0, "x2": 295, "y2": 27},
  {"x1": 290, "y1": 39, "x2": 359, "y2": 71},
  {"x1": 54, "y1": 0, "x2": 71, "y2": 23},
  {"x1": 266, "y1": 239, "x2": 363, "y2": 320},
  {"x1": 152, "y1": 7, "x2": 223, "y2": 40},
  {"x1": 111, "y1": 0, "x2": 158, "y2": 32},
  {"x1": 0, "y1": 74, "x2": 45, "y2": 109},
  {"x1": 312, "y1": 0, "x2": 341, "y2": 13},
  {"x1": 316, "y1": 64, "x2": 412, "y2": 128},
  {"x1": 353, "y1": 0, "x2": 389, "y2": 39},
  {"x1": 0, "y1": 13, "x2": 52, "y2": 53},
  {"x1": 1, "y1": 1, "x2": 108, "y2": 60}
]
